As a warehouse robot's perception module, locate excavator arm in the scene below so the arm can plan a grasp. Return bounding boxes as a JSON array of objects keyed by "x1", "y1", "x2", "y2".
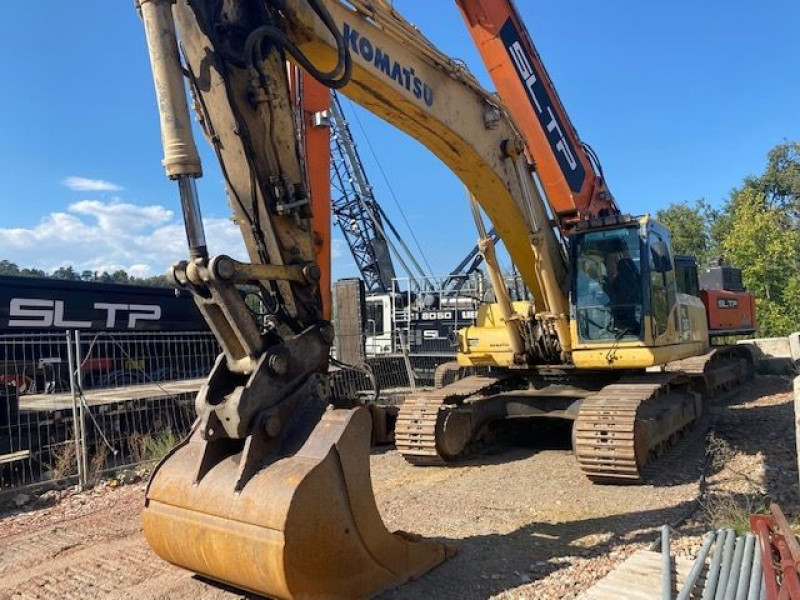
[
  {"x1": 136, "y1": 1, "x2": 573, "y2": 598},
  {"x1": 457, "y1": 0, "x2": 619, "y2": 230}
]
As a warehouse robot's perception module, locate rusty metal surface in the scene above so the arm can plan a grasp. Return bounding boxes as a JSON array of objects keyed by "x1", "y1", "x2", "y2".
[
  {"x1": 771, "y1": 504, "x2": 800, "y2": 570},
  {"x1": 395, "y1": 375, "x2": 507, "y2": 466},
  {"x1": 750, "y1": 505, "x2": 800, "y2": 600},
  {"x1": 572, "y1": 374, "x2": 701, "y2": 483},
  {"x1": 144, "y1": 407, "x2": 451, "y2": 599}
]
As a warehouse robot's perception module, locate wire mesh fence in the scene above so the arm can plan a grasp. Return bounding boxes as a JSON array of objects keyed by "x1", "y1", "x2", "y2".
[
  {"x1": 0, "y1": 332, "x2": 73, "y2": 396},
  {"x1": 0, "y1": 331, "x2": 216, "y2": 492},
  {"x1": 331, "y1": 347, "x2": 455, "y2": 401},
  {"x1": 1, "y1": 332, "x2": 78, "y2": 489},
  {"x1": 76, "y1": 331, "x2": 217, "y2": 390},
  {"x1": 0, "y1": 329, "x2": 452, "y2": 494}
]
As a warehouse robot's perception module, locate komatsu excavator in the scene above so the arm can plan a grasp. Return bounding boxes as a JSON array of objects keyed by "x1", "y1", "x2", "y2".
[
  {"x1": 136, "y1": 0, "x2": 754, "y2": 598},
  {"x1": 395, "y1": 0, "x2": 756, "y2": 479}
]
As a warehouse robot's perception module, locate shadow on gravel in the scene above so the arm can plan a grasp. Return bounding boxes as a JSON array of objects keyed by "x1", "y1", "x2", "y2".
[
  {"x1": 710, "y1": 376, "x2": 797, "y2": 513},
  {"x1": 0, "y1": 491, "x2": 60, "y2": 520},
  {"x1": 191, "y1": 576, "x2": 267, "y2": 599},
  {"x1": 169, "y1": 377, "x2": 798, "y2": 600},
  {"x1": 379, "y1": 500, "x2": 700, "y2": 600}
]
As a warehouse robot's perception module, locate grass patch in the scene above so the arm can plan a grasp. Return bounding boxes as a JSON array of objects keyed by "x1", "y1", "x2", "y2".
[
  {"x1": 702, "y1": 493, "x2": 768, "y2": 536},
  {"x1": 50, "y1": 442, "x2": 78, "y2": 481},
  {"x1": 700, "y1": 433, "x2": 769, "y2": 534},
  {"x1": 128, "y1": 431, "x2": 181, "y2": 464},
  {"x1": 87, "y1": 445, "x2": 109, "y2": 484}
]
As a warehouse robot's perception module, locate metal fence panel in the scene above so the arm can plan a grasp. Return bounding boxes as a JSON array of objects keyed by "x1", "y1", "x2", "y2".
[
  {"x1": 0, "y1": 331, "x2": 218, "y2": 492},
  {"x1": 1, "y1": 329, "x2": 453, "y2": 494}
]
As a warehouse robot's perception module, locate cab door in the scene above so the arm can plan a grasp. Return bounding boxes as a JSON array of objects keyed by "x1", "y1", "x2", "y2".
[{"x1": 647, "y1": 228, "x2": 678, "y2": 344}]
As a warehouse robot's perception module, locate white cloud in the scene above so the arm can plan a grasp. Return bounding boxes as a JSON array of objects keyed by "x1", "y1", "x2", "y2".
[
  {"x1": 62, "y1": 176, "x2": 124, "y2": 192},
  {"x1": 0, "y1": 199, "x2": 246, "y2": 276}
]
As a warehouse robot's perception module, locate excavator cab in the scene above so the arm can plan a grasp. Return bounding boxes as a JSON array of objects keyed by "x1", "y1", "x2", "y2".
[
  {"x1": 569, "y1": 216, "x2": 710, "y2": 369},
  {"x1": 572, "y1": 221, "x2": 644, "y2": 343}
]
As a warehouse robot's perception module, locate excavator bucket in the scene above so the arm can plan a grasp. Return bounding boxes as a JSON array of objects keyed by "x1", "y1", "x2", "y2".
[{"x1": 143, "y1": 406, "x2": 451, "y2": 599}]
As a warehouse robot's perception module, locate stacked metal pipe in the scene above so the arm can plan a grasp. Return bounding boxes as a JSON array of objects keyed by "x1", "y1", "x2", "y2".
[{"x1": 662, "y1": 528, "x2": 766, "y2": 600}]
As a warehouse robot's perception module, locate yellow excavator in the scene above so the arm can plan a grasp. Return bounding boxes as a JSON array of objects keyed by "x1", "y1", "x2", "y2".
[
  {"x1": 394, "y1": 0, "x2": 757, "y2": 477},
  {"x1": 395, "y1": 0, "x2": 755, "y2": 483},
  {"x1": 135, "y1": 0, "x2": 753, "y2": 598}
]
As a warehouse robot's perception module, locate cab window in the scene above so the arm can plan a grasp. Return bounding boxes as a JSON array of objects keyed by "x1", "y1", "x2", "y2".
[
  {"x1": 574, "y1": 226, "x2": 644, "y2": 342},
  {"x1": 366, "y1": 299, "x2": 385, "y2": 335}
]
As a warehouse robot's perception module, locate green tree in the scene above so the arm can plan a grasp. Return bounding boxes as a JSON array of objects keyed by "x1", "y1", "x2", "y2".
[
  {"x1": 720, "y1": 187, "x2": 800, "y2": 336},
  {"x1": 51, "y1": 265, "x2": 79, "y2": 280},
  {"x1": 111, "y1": 269, "x2": 130, "y2": 283},
  {"x1": 0, "y1": 260, "x2": 20, "y2": 276},
  {"x1": 754, "y1": 141, "x2": 800, "y2": 220},
  {"x1": 712, "y1": 141, "x2": 800, "y2": 251},
  {"x1": 0, "y1": 261, "x2": 170, "y2": 287},
  {"x1": 656, "y1": 200, "x2": 712, "y2": 264}
]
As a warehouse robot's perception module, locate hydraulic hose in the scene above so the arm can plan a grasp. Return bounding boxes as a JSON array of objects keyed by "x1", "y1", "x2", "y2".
[{"x1": 246, "y1": 0, "x2": 352, "y2": 88}]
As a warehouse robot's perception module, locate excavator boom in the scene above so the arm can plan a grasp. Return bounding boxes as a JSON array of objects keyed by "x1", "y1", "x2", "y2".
[
  {"x1": 395, "y1": 1, "x2": 754, "y2": 487},
  {"x1": 457, "y1": 0, "x2": 619, "y2": 229}
]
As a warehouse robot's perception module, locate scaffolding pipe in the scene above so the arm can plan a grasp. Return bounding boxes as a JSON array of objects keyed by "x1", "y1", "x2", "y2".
[
  {"x1": 65, "y1": 331, "x2": 85, "y2": 488},
  {"x1": 678, "y1": 531, "x2": 716, "y2": 600},
  {"x1": 703, "y1": 529, "x2": 728, "y2": 600},
  {"x1": 723, "y1": 536, "x2": 746, "y2": 599},
  {"x1": 735, "y1": 534, "x2": 756, "y2": 600},
  {"x1": 662, "y1": 525, "x2": 672, "y2": 600},
  {"x1": 746, "y1": 537, "x2": 762, "y2": 600},
  {"x1": 715, "y1": 529, "x2": 737, "y2": 600}
]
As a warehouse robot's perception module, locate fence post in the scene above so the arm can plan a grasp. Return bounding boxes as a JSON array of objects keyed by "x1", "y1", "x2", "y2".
[
  {"x1": 397, "y1": 330, "x2": 416, "y2": 392},
  {"x1": 74, "y1": 331, "x2": 89, "y2": 481},
  {"x1": 73, "y1": 330, "x2": 83, "y2": 391},
  {"x1": 66, "y1": 330, "x2": 86, "y2": 488},
  {"x1": 794, "y1": 375, "x2": 800, "y2": 497}
]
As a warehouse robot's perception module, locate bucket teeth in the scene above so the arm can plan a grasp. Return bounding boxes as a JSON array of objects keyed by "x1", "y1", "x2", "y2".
[{"x1": 143, "y1": 407, "x2": 450, "y2": 599}]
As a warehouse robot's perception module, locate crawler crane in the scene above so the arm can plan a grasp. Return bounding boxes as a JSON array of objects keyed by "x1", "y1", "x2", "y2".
[{"x1": 135, "y1": 0, "x2": 754, "y2": 598}]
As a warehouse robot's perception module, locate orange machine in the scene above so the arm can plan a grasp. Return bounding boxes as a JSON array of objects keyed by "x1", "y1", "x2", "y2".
[
  {"x1": 703, "y1": 289, "x2": 757, "y2": 334},
  {"x1": 456, "y1": 0, "x2": 619, "y2": 229},
  {"x1": 297, "y1": 70, "x2": 333, "y2": 320}
]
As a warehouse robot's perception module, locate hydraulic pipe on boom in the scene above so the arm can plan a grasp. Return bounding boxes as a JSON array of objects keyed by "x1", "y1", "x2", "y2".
[
  {"x1": 468, "y1": 194, "x2": 524, "y2": 357},
  {"x1": 139, "y1": 0, "x2": 207, "y2": 259}
]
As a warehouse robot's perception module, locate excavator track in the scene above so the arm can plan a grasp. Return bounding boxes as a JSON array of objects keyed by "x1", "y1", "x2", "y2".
[
  {"x1": 666, "y1": 347, "x2": 753, "y2": 396},
  {"x1": 572, "y1": 374, "x2": 700, "y2": 483},
  {"x1": 433, "y1": 361, "x2": 461, "y2": 389},
  {"x1": 395, "y1": 375, "x2": 508, "y2": 466},
  {"x1": 398, "y1": 348, "x2": 753, "y2": 482},
  {"x1": 573, "y1": 347, "x2": 753, "y2": 484}
]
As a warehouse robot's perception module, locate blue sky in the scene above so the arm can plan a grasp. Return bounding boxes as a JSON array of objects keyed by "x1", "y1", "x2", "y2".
[{"x1": 0, "y1": 2, "x2": 797, "y2": 278}]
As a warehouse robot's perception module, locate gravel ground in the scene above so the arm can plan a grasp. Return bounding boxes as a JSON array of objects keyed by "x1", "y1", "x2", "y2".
[{"x1": 0, "y1": 376, "x2": 794, "y2": 600}]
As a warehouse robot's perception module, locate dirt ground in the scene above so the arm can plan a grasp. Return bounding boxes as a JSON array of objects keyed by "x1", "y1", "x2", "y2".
[{"x1": 0, "y1": 376, "x2": 796, "y2": 600}]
